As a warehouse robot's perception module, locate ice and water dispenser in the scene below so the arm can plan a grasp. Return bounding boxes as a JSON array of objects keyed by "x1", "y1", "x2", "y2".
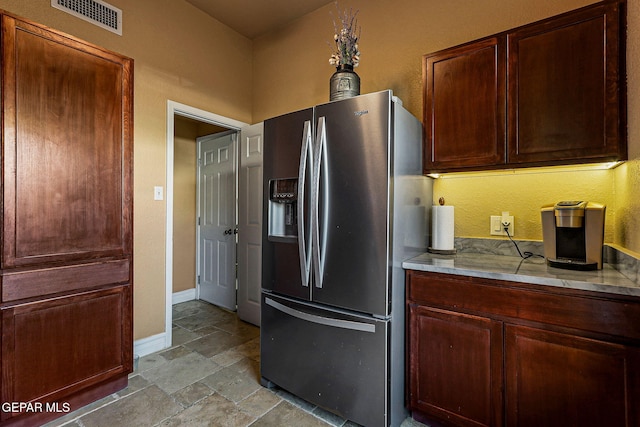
[{"x1": 268, "y1": 178, "x2": 298, "y2": 241}]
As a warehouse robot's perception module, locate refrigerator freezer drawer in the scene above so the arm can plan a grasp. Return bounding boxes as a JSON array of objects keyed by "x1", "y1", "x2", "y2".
[{"x1": 260, "y1": 293, "x2": 389, "y2": 427}]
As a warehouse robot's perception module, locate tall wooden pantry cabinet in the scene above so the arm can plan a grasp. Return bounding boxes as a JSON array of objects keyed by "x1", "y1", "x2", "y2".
[{"x1": 0, "y1": 11, "x2": 133, "y2": 426}]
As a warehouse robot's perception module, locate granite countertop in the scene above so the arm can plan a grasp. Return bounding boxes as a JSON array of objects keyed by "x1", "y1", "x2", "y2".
[{"x1": 403, "y1": 252, "x2": 640, "y2": 298}]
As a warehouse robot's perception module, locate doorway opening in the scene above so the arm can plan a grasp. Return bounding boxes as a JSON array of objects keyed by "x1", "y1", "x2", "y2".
[{"x1": 165, "y1": 101, "x2": 248, "y2": 349}]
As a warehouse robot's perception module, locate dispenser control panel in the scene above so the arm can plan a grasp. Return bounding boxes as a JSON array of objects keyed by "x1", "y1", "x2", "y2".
[
  {"x1": 268, "y1": 178, "x2": 298, "y2": 241},
  {"x1": 270, "y1": 178, "x2": 297, "y2": 201}
]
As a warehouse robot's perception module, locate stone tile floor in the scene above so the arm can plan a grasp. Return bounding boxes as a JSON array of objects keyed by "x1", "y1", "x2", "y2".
[{"x1": 44, "y1": 300, "x2": 428, "y2": 427}]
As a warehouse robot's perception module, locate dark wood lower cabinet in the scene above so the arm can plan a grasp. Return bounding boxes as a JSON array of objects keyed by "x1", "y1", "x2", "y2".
[
  {"x1": 505, "y1": 325, "x2": 639, "y2": 427},
  {"x1": 409, "y1": 306, "x2": 503, "y2": 427},
  {"x1": 1, "y1": 284, "x2": 132, "y2": 425},
  {"x1": 406, "y1": 270, "x2": 640, "y2": 427}
]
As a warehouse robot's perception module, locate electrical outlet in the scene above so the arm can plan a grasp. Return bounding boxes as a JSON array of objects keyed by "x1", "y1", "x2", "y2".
[{"x1": 490, "y1": 212, "x2": 514, "y2": 236}]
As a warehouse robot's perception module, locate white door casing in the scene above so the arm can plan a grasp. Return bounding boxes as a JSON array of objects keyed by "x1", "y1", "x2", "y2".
[
  {"x1": 237, "y1": 123, "x2": 264, "y2": 326},
  {"x1": 197, "y1": 131, "x2": 237, "y2": 310},
  {"x1": 165, "y1": 100, "x2": 252, "y2": 352}
]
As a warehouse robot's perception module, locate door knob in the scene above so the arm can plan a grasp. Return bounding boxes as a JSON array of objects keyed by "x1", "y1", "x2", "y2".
[{"x1": 224, "y1": 229, "x2": 232, "y2": 235}]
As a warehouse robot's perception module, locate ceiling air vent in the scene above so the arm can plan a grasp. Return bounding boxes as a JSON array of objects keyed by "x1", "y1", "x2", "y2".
[{"x1": 51, "y1": 0, "x2": 122, "y2": 35}]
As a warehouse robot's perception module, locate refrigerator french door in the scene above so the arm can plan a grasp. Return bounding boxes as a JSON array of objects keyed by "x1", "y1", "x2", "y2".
[{"x1": 261, "y1": 90, "x2": 429, "y2": 427}]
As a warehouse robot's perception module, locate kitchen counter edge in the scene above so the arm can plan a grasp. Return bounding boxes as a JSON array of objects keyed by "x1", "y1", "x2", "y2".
[{"x1": 403, "y1": 252, "x2": 640, "y2": 298}]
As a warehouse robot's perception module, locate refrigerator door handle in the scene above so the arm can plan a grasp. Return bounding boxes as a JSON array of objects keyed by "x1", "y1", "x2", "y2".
[
  {"x1": 265, "y1": 297, "x2": 376, "y2": 333},
  {"x1": 312, "y1": 116, "x2": 328, "y2": 289},
  {"x1": 297, "y1": 120, "x2": 313, "y2": 287}
]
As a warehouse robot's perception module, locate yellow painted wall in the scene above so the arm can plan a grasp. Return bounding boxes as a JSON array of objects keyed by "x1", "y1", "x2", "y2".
[
  {"x1": 253, "y1": 0, "x2": 640, "y2": 255},
  {"x1": 431, "y1": 166, "x2": 616, "y2": 243},
  {"x1": 617, "y1": 0, "x2": 640, "y2": 254},
  {"x1": 0, "y1": 0, "x2": 253, "y2": 340}
]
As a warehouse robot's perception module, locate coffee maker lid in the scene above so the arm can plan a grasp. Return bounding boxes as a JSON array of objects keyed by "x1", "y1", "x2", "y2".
[{"x1": 554, "y1": 200, "x2": 588, "y2": 211}]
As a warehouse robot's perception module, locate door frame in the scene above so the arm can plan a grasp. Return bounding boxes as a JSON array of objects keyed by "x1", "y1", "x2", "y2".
[{"x1": 165, "y1": 100, "x2": 248, "y2": 349}]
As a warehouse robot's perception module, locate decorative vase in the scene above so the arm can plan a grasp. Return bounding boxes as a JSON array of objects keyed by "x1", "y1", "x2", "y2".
[{"x1": 329, "y1": 64, "x2": 360, "y2": 101}]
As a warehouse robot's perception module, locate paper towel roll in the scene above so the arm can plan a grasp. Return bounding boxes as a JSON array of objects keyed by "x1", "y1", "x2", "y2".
[{"x1": 432, "y1": 205, "x2": 454, "y2": 250}]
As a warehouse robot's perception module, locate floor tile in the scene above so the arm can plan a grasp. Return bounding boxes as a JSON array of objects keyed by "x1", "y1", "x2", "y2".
[
  {"x1": 232, "y1": 336, "x2": 260, "y2": 360},
  {"x1": 313, "y1": 405, "x2": 351, "y2": 426},
  {"x1": 171, "y1": 325, "x2": 202, "y2": 346},
  {"x1": 171, "y1": 382, "x2": 214, "y2": 408},
  {"x1": 159, "y1": 344, "x2": 192, "y2": 361},
  {"x1": 42, "y1": 393, "x2": 117, "y2": 427},
  {"x1": 213, "y1": 318, "x2": 260, "y2": 339},
  {"x1": 158, "y1": 393, "x2": 255, "y2": 427},
  {"x1": 252, "y1": 400, "x2": 332, "y2": 427},
  {"x1": 173, "y1": 308, "x2": 236, "y2": 331},
  {"x1": 184, "y1": 329, "x2": 251, "y2": 358},
  {"x1": 236, "y1": 388, "x2": 281, "y2": 419},
  {"x1": 141, "y1": 351, "x2": 221, "y2": 394},
  {"x1": 210, "y1": 348, "x2": 248, "y2": 367},
  {"x1": 79, "y1": 385, "x2": 181, "y2": 427},
  {"x1": 275, "y1": 388, "x2": 319, "y2": 412},
  {"x1": 136, "y1": 352, "x2": 168, "y2": 373},
  {"x1": 117, "y1": 374, "x2": 152, "y2": 398},
  {"x1": 201, "y1": 359, "x2": 261, "y2": 403}
]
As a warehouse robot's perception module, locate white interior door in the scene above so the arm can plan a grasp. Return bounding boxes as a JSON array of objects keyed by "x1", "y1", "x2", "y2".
[
  {"x1": 237, "y1": 123, "x2": 264, "y2": 326},
  {"x1": 197, "y1": 131, "x2": 237, "y2": 310}
]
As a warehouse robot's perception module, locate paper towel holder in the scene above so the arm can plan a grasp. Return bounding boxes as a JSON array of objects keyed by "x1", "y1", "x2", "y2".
[{"x1": 428, "y1": 197, "x2": 457, "y2": 255}]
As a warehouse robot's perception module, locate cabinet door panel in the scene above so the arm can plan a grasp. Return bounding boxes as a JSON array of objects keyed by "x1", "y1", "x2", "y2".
[
  {"x1": 1, "y1": 285, "x2": 132, "y2": 415},
  {"x1": 507, "y1": 2, "x2": 625, "y2": 164},
  {"x1": 505, "y1": 325, "x2": 639, "y2": 427},
  {"x1": 423, "y1": 37, "x2": 506, "y2": 172},
  {"x1": 409, "y1": 305, "x2": 503, "y2": 427},
  {"x1": 1, "y1": 16, "x2": 133, "y2": 267}
]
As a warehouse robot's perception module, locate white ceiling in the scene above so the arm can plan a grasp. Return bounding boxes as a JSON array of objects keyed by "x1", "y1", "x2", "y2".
[{"x1": 185, "y1": 0, "x2": 334, "y2": 39}]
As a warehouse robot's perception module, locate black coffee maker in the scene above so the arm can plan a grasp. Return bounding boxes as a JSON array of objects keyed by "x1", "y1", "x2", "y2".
[{"x1": 541, "y1": 201, "x2": 605, "y2": 270}]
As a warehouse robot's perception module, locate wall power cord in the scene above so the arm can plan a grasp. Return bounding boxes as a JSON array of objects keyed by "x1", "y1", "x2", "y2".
[{"x1": 503, "y1": 223, "x2": 544, "y2": 260}]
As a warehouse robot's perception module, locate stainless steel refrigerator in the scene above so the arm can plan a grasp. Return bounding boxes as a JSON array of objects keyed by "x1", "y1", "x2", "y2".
[{"x1": 260, "y1": 90, "x2": 431, "y2": 427}]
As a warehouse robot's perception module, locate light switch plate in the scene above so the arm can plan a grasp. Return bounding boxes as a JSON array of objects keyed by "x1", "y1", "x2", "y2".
[
  {"x1": 154, "y1": 186, "x2": 164, "y2": 201},
  {"x1": 490, "y1": 216, "x2": 503, "y2": 235}
]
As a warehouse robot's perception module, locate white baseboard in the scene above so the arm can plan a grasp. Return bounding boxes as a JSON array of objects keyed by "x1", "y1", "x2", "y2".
[
  {"x1": 172, "y1": 288, "x2": 196, "y2": 305},
  {"x1": 133, "y1": 290, "x2": 195, "y2": 359},
  {"x1": 133, "y1": 332, "x2": 167, "y2": 357}
]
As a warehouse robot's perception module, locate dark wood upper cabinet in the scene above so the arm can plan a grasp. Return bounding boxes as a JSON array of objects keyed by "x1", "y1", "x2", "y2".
[
  {"x1": 423, "y1": 37, "x2": 506, "y2": 171},
  {"x1": 423, "y1": 0, "x2": 626, "y2": 173},
  {"x1": 0, "y1": 11, "x2": 133, "y2": 426},
  {"x1": 508, "y1": 1, "x2": 626, "y2": 165},
  {"x1": 2, "y1": 15, "x2": 133, "y2": 268}
]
